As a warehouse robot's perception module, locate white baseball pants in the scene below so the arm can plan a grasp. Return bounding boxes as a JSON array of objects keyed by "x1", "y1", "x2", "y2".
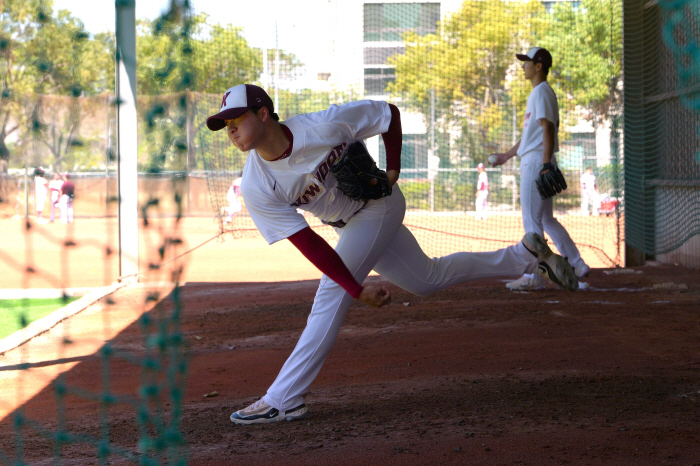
[
  {"x1": 263, "y1": 185, "x2": 539, "y2": 411},
  {"x1": 581, "y1": 191, "x2": 598, "y2": 216},
  {"x1": 475, "y1": 191, "x2": 488, "y2": 219},
  {"x1": 59, "y1": 195, "x2": 73, "y2": 223},
  {"x1": 519, "y1": 151, "x2": 584, "y2": 268}
]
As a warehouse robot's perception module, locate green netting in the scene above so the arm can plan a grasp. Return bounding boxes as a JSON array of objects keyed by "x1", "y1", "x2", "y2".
[
  {"x1": 655, "y1": 0, "x2": 700, "y2": 256},
  {"x1": 194, "y1": 0, "x2": 626, "y2": 266},
  {"x1": 624, "y1": 0, "x2": 700, "y2": 264},
  {"x1": 0, "y1": 0, "x2": 191, "y2": 464}
]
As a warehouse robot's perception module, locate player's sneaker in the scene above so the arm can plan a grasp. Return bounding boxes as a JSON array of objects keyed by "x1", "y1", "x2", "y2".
[
  {"x1": 230, "y1": 398, "x2": 309, "y2": 425},
  {"x1": 521, "y1": 232, "x2": 579, "y2": 291},
  {"x1": 575, "y1": 264, "x2": 591, "y2": 278},
  {"x1": 506, "y1": 274, "x2": 546, "y2": 291}
]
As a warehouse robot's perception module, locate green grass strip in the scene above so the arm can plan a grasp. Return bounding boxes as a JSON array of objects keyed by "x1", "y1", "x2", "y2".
[{"x1": 0, "y1": 298, "x2": 80, "y2": 340}]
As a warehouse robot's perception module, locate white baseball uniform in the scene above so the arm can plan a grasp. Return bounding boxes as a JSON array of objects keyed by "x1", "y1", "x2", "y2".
[
  {"x1": 225, "y1": 177, "x2": 243, "y2": 222},
  {"x1": 34, "y1": 176, "x2": 47, "y2": 215},
  {"x1": 517, "y1": 82, "x2": 584, "y2": 270},
  {"x1": 475, "y1": 171, "x2": 489, "y2": 220},
  {"x1": 241, "y1": 100, "x2": 541, "y2": 411},
  {"x1": 580, "y1": 171, "x2": 598, "y2": 216},
  {"x1": 48, "y1": 178, "x2": 64, "y2": 222}
]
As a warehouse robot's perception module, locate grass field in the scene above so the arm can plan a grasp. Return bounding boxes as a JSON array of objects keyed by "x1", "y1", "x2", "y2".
[{"x1": 0, "y1": 297, "x2": 79, "y2": 340}]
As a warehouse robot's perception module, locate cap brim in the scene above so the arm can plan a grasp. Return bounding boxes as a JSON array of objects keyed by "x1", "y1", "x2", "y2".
[
  {"x1": 206, "y1": 107, "x2": 250, "y2": 131},
  {"x1": 516, "y1": 54, "x2": 533, "y2": 61}
]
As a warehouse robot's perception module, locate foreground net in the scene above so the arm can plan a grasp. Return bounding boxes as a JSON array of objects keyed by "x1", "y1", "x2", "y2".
[{"x1": 0, "y1": 1, "x2": 192, "y2": 464}]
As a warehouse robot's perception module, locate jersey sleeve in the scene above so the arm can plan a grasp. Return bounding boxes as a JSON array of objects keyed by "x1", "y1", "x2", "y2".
[
  {"x1": 241, "y1": 168, "x2": 309, "y2": 245},
  {"x1": 306, "y1": 100, "x2": 392, "y2": 143},
  {"x1": 534, "y1": 86, "x2": 558, "y2": 126},
  {"x1": 244, "y1": 189, "x2": 309, "y2": 245}
]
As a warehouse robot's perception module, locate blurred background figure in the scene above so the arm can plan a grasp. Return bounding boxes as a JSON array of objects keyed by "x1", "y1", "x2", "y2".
[
  {"x1": 59, "y1": 172, "x2": 75, "y2": 224},
  {"x1": 224, "y1": 177, "x2": 242, "y2": 224},
  {"x1": 34, "y1": 167, "x2": 48, "y2": 223},
  {"x1": 475, "y1": 163, "x2": 489, "y2": 220},
  {"x1": 580, "y1": 167, "x2": 598, "y2": 216},
  {"x1": 48, "y1": 172, "x2": 64, "y2": 223}
]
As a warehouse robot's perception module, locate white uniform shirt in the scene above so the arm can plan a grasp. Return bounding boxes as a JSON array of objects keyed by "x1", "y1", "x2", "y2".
[
  {"x1": 477, "y1": 171, "x2": 488, "y2": 192},
  {"x1": 241, "y1": 100, "x2": 392, "y2": 244},
  {"x1": 227, "y1": 177, "x2": 242, "y2": 205},
  {"x1": 49, "y1": 179, "x2": 64, "y2": 202},
  {"x1": 35, "y1": 177, "x2": 48, "y2": 202},
  {"x1": 581, "y1": 172, "x2": 597, "y2": 193},
  {"x1": 517, "y1": 81, "x2": 559, "y2": 157}
]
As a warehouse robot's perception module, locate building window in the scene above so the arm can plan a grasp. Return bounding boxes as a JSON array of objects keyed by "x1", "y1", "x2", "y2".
[
  {"x1": 541, "y1": 1, "x2": 581, "y2": 14},
  {"x1": 363, "y1": 3, "x2": 440, "y2": 42},
  {"x1": 363, "y1": 46, "x2": 405, "y2": 65},
  {"x1": 364, "y1": 67, "x2": 396, "y2": 95}
]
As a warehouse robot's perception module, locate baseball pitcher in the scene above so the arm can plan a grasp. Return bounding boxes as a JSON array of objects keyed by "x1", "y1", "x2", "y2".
[{"x1": 207, "y1": 84, "x2": 578, "y2": 425}]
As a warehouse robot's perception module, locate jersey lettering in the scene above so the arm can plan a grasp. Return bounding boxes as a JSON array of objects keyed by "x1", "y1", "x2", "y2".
[
  {"x1": 293, "y1": 183, "x2": 322, "y2": 205},
  {"x1": 314, "y1": 143, "x2": 345, "y2": 182},
  {"x1": 290, "y1": 143, "x2": 348, "y2": 206}
]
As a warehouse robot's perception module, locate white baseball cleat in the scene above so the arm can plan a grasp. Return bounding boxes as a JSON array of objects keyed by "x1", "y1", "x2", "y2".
[
  {"x1": 506, "y1": 274, "x2": 546, "y2": 291},
  {"x1": 575, "y1": 264, "x2": 591, "y2": 278},
  {"x1": 230, "y1": 398, "x2": 309, "y2": 425},
  {"x1": 521, "y1": 232, "x2": 579, "y2": 291}
]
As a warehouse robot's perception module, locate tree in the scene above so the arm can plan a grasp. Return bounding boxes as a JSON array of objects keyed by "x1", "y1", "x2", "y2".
[
  {"x1": 135, "y1": 13, "x2": 266, "y2": 172},
  {"x1": 387, "y1": 0, "x2": 542, "y2": 165},
  {"x1": 0, "y1": 0, "x2": 55, "y2": 169},
  {"x1": 0, "y1": 0, "x2": 114, "y2": 172},
  {"x1": 538, "y1": 0, "x2": 622, "y2": 127}
]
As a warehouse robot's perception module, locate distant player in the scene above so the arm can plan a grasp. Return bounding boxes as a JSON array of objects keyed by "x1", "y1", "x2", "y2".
[
  {"x1": 59, "y1": 173, "x2": 75, "y2": 224},
  {"x1": 580, "y1": 167, "x2": 598, "y2": 216},
  {"x1": 34, "y1": 167, "x2": 48, "y2": 223},
  {"x1": 489, "y1": 47, "x2": 590, "y2": 289},
  {"x1": 48, "y1": 172, "x2": 64, "y2": 223},
  {"x1": 207, "y1": 83, "x2": 577, "y2": 425},
  {"x1": 475, "y1": 163, "x2": 488, "y2": 220},
  {"x1": 224, "y1": 177, "x2": 243, "y2": 224}
]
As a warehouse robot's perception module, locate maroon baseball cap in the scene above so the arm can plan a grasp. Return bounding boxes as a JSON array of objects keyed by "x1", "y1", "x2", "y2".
[
  {"x1": 206, "y1": 84, "x2": 275, "y2": 131},
  {"x1": 516, "y1": 46, "x2": 553, "y2": 69}
]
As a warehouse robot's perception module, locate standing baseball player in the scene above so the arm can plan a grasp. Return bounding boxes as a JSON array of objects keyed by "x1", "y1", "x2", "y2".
[
  {"x1": 580, "y1": 167, "x2": 598, "y2": 216},
  {"x1": 34, "y1": 167, "x2": 48, "y2": 224},
  {"x1": 489, "y1": 47, "x2": 590, "y2": 290},
  {"x1": 475, "y1": 163, "x2": 489, "y2": 220},
  {"x1": 224, "y1": 176, "x2": 243, "y2": 224},
  {"x1": 207, "y1": 83, "x2": 577, "y2": 425},
  {"x1": 58, "y1": 173, "x2": 75, "y2": 224},
  {"x1": 48, "y1": 172, "x2": 64, "y2": 223}
]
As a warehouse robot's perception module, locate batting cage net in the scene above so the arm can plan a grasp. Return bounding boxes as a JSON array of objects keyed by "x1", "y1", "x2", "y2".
[
  {"x1": 0, "y1": 0, "x2": 699, "y2": 464},
  {"x1": 193, "y1": 0, "x2": 626, "y2": 267}
]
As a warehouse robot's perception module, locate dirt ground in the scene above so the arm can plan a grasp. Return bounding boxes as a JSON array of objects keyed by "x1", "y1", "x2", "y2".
[{"x1": 1, "y1": 262, "x2": 699, "y2": 465}]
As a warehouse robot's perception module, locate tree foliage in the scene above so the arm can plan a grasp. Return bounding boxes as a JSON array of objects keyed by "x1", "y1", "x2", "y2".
[
  {"x1": 539, "y1": 0, "x2": 623, "y2": 125},
  {"x1": 387, "y1": 0, "x2": 622, "y2": 164},
  {"x1": 388, "y1": 0, "x2": 540, "y2": 163},
  {"x1": 0, "y1": 0, "x2": 113, "y2": 171}
]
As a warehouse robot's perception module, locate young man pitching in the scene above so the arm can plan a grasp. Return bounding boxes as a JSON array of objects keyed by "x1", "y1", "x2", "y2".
[{"x1": 208, "y1": 84, "x2": 578, "y2": 424}]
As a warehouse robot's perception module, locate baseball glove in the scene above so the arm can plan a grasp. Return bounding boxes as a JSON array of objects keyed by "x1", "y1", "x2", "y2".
[
  {"x1": 330, "y1": 141, "x2": 392, "y2": 201},
  {"x1": 535, "y1": 163, "x2": 568, "y2": 199}
]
